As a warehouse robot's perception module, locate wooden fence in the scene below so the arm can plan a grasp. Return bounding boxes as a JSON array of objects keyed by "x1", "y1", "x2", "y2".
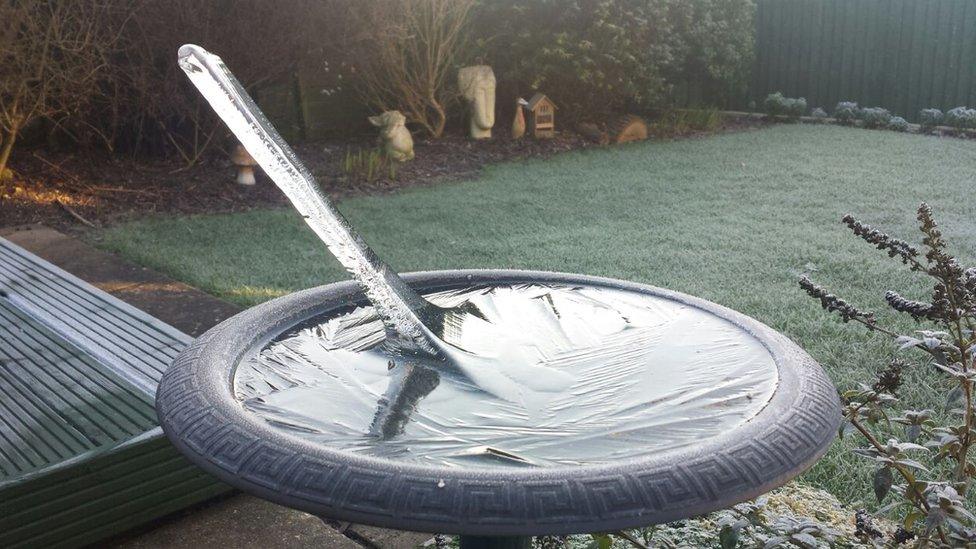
[{"x1": 752, "y1": 0, "x2": 976, "y2": 121}]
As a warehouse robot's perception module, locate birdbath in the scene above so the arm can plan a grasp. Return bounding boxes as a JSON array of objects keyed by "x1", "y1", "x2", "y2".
[{"x1": 157, "y1": 46, "x2": 841, "y2": 549}]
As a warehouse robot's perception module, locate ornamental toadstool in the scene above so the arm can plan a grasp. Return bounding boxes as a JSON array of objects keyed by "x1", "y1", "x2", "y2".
[{"x1": 231, "y1": 144, "x2": 258, "y2": 185}]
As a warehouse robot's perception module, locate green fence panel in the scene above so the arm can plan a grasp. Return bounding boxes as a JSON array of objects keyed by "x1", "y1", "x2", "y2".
[{"x1": 752, "y1": 0, "x2": 976, "y2": 121}]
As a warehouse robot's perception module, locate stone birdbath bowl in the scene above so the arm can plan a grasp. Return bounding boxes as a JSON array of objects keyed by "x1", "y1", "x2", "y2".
[{"x1": 156, "y1": 46, "x2": 841, "y2": 549}]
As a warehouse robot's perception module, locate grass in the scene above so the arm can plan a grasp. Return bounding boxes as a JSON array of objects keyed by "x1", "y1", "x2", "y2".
[{"x1": 94, "y1": 124, "x2": 976, "y2": 509}]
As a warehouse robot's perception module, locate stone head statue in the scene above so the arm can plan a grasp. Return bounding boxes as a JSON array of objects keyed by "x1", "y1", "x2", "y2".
[
  {"x1": 458, "y1": 65, "x2": 496, "y2": 139},
  {"x1": 368, "y1": 110, "x2": 414, "y2": 162}
]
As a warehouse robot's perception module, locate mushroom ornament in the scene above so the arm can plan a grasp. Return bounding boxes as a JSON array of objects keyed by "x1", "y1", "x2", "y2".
[{"x1": 231, "y1": 144, "x2": 258, "y2": 185}]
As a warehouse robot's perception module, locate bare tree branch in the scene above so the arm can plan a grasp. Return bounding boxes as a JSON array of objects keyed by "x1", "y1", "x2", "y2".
[{"x1": 351, "y1": 0, "x2": 474, "y2": 139}]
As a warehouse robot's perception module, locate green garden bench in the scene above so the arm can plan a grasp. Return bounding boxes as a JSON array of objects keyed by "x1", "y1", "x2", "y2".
[{"x1": 0, "y1": 237, "x2": 228, "y2": 548}]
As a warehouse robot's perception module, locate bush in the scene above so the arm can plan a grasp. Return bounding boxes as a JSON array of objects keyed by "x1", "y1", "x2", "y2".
[
  {"x1": 763, "y1": 92, "x2": 787, "y2": 116},
  {"x1": 833, "y1": 101, "x2": 859, "y2": 125},
  {"x1": 475, "y1": 0, "x2": 755, "y2": 122},
  {"x1": 919, "y1": 108, "x2": 944, "y2": 130},
  {"x1": 810, "y1": 107, "x2": 828, "y2": 122},
  {"x1": 945, "y1": 106, "x2": 976, "y2": 130},
  {"x1": 788, "y1": 97, "x2": 807, "y2": 118},
  {"x1": 663, "y1": 0, "x2": 756, "y2": 109},
  {"x1": 887, "y1": 116, "x2": 909, "y2": 132},
  {"x1": 859, "y1": 107, "x2": 892, "y2": 129},
  {"x1": 475, "y1": 0, "x2": 666, "y2": 122},
  {"x1": 652, "y1": 108, "x2": 720, "y2": 136},
  {"x1": 763, "y1": 92, "x2": 806, "y2": 120},
  {"x1": 683, "y1": 108, "x2": 722, "y2": 131}
]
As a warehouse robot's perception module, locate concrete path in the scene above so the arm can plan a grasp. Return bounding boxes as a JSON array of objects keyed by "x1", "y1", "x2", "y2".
[{"x1": 0, "y1": 225, "x2": 433, "y2": 549}]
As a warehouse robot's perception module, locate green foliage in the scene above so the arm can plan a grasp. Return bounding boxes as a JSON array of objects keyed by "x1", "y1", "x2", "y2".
[
  {"x1": 665, "y1": 0, "x2": 756, "y2": 108},
  {"x1": 340, "y1": 147, "x2": 397, "y2": 185},
  {"x1": 945, "y1": 107, "x2": 976, "y2": 130},
  {"x1": 810, "y1": 107, "x2": 828, "y2": 122},
  {"x1": 719, "y1": 523, "x2": 739, "y2": 549},
  {"x1": 682, "y1": 108, "x2": 722, "y2": 131},
  {"x1": 587, "y1": 533, "x2": 612, "y2": 549},
  {"x1": 919, "y1": 109, "x2": 944, "y2": 131},
  {"x1": 860, "y1": 107, "x2": 892, "y2": 129},
  {"x1": 474, "y1": 0, "x2": 755, "y2": 121},
  {"x1": 801, "y1": 204, "x2": 976, "y2": 546},
  {"x1": 1, "y1": 0, "x2": 755, "y2": 162},
  {"x1": 790, "y1": 97, "x2": 808, "y2": 118},
  {"x1": 763, "y1": 92, "x2": 787, "y2": 116},
  {"x1": 888, "y1": 116, "x2": 910, "y2": 133},
  {"x1": 763, "y1": 92, "x2": 806, "y2": 119},
  {"x1": 833, "y1": 101, "x2": 860, "y2": 125}
]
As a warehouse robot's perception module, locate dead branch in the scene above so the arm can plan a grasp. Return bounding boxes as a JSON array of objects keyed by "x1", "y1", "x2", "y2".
[{"x1": 55, "y1": 199, "x2": 97, "y2": 228}]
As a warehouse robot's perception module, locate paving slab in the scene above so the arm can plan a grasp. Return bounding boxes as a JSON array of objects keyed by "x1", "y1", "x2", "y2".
[
  {"x1": 0, "y1": 224, "x2": 432, "y2": 549},
  {"x1": 331, "y1": 523, "x2": 435, "y2": 549},
  {"x1": 117, "y1": 495, "x2": 363, "y2": 549}
]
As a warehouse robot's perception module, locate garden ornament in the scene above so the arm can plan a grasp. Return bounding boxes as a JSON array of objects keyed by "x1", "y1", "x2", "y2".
[
  {"x1": 231, "y1": 144, "x2": 258, "y2": 185},
  {"x1": 525, "y1": 93, "x2": 556, "y2": 138},
  {"x1": 511, "y1": 97, "x2": 527, "y2": 139},
  {"x1": 608, "y1": 114, "x2": 648, "y2": 144},
  {"x1": 458, "y1": 65, "x2": 496, "y2": 139},
  {"x1": 368, "y1": 110, "x2": 414, "y2": 162}
]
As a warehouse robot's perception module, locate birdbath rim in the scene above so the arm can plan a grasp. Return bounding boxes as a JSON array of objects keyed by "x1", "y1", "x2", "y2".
[{"x1": 156, "y1": 269, "x2": 840, "y2": 536}]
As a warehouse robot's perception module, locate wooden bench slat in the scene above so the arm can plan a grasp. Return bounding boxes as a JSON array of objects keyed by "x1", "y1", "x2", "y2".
[{"x1": 0, "y1": 236, "x2": 230, "y2": 548}]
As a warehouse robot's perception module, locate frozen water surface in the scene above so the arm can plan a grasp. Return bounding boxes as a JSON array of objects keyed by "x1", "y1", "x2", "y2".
[{"x1": 234, "y1": 283, "x2": 779, "y2": 468}]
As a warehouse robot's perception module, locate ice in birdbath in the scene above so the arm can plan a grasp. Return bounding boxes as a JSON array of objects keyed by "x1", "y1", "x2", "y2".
[{"x1": 235, "y1": 283, "x2": 778, "y2": 467}]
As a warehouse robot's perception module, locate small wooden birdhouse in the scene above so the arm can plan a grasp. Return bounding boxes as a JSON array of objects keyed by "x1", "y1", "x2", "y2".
[{"x1": 526, "y1": 93, "x2": 556, "y2": 138}]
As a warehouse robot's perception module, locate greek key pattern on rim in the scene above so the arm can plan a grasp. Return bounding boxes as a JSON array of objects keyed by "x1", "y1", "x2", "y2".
[{"x1": 157, "y1": 322, "x2": 840, "y2": 532}]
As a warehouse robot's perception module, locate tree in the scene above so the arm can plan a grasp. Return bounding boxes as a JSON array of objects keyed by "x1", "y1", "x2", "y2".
[
  {"x1": 98, "y1": 0, "x2": 320, "y2": 163},
  {"x1": 352, "y1": 0, "x2": 475, "y2": 139},
  {"x1": 0, "y1": 0, "x2": 113, "y2": 179}
]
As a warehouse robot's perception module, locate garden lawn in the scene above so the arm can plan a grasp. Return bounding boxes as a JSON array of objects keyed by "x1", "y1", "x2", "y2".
[{"x1": 96, "y1": 124, "x2": 976, "y2": 508}]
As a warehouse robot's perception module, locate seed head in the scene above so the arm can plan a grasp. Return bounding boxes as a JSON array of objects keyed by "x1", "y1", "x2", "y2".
[
  {"x1": 800, "y1": 276, "x2": 875, "y2": 324},
  {"x1": 884, "y1": 291, "x2": 940, "y2": 322},
  {"x1": 842, "y1": 214, "x2": 920, "y2": 268}
]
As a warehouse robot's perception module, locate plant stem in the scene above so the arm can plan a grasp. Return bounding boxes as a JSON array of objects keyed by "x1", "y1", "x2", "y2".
[
  {"x1": 851, "y1": 316, "x2": 944, "y2": 362},
  {"x1": 848, "y1": 415, "x2": 930, "y2": 514},
  {"x1": 849, "y1": 415, "x2": 950, "y2": 544},
  {"x1": 0, "y1": 127, "x2": 17, "y2": 178}
]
